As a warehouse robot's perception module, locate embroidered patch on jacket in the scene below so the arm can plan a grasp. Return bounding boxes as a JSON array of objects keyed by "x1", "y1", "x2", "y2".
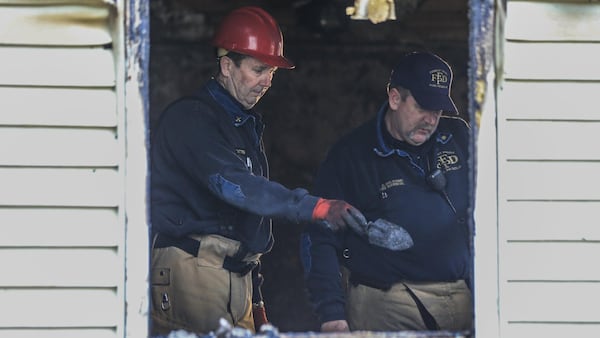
[
  {"x1": 435, "y1": 150, "x2": 461, "y2": 172},
  {"x1": 436, "y1": 132, "x2": 453, "y2": 144},
  {"x1": 379, "y1": 179, "x2": 405, "y2": 199}
]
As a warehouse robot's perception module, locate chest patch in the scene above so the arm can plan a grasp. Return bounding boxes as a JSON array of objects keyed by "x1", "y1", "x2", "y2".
[
  {"x1": 435, "y1": 150, "x2": 462, "y2": 172},
  {"x1": 380, "y1": 179, "x2": 405, "y2": 191},
  {"x1": 379, "y1": 179, "x2": 405, "y2": 199}
]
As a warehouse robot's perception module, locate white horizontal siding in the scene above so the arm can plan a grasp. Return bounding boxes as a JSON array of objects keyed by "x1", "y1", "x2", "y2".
[
  {"x1": 502, "y1": 201, "x2": 600, "y2": 240},
  {"x1": 0, "y1": 5, "x2": 111, "y2": 45},
  {"x1": 499, "y1": 121, "x2": 600, "y2": 160},
  {"x1": 503, "y1": 323, "x2": 600, "y2": 338},
  {"x1": 500, "y1": 162, "x2": 600, "y2": 200},
  {"x1": 0, "y1": 289, "x2": 120, "y2": 327},
  {"x1": 501, "y1": 82, "x2": 600, "y2": 121},
  {"x1": 506, "y1": 2, "x2": 600, "y2": 41},
  {"x1": 502, "y1": 282, "x2": 600, "y2": 322},
  {"x1": 0, "y1": 329, "x2": 117, "y2": 338},
  {"x1": 0, "y1": 248, "x2": 120, "y2": 287},
  {"x1": 504, "y1": 42, "x2": 600, "y2": 80},
  {"x1": 0, "y1": 207, "x2": 119, "y2": 246},
  {"x1": 0, "y1": 87, "x2": 117, "y2": 127},
  {"x1": 0, "y1": 0, "x2": 108, "y2": 4},
  {"x1": 502, "y1": 242, "x2": 600, "y2": 280},
  {"x1": 0, "y1": 127, "x2": 119, "y2": 166},
  {"x1": 0, "y1": 168, "x2": 121, "y2": 207},
  {"x1": 0, "y1": 46, "x2": 115, "y2": 87},
  {"x1": 493, "y1": 1, "x2": 600, "y2": 337},
  {"x1": 0, "y1": 0, "x2": 128, "y2": 336}
]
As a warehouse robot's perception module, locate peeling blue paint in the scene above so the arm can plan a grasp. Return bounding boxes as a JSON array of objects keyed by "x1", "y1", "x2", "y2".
[{"x1": 127, "y1": 0, "x2": 150, "y2": 117}]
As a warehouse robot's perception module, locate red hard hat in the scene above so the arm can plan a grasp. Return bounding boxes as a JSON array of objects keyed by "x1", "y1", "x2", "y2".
[{"x1": 212, "y1": 6, "x2": 295, "y2": 69}]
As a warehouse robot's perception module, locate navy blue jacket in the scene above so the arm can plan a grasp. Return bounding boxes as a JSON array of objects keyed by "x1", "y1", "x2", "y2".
[
  {"x1": 301, "y1": 103, "x2": 471, "y2": 324},
  {"x1": 151, "y1": 79, "x2": 320, "y2": 254}
]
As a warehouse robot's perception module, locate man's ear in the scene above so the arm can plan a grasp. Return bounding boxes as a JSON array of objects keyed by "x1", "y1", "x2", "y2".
[
  {"x1": 219, "y1": 56, "x2": 232, "y2": 77},
  {"x1": 388, "y1": 87, "x2": 401, "y2": 109}
]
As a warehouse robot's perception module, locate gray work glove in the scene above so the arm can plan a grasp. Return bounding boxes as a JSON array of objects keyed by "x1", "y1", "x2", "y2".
[{"x1": 312, "y1": 198, "x2": 368, "y2": 232}]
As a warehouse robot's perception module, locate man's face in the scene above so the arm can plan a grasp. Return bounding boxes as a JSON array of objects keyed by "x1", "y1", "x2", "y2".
[
  {"x1": 386, "y1": 88, "x2": 442, "y2": 146},
  {"x1": 220, "y1": 56, "x2": 277, "y2": 109}
]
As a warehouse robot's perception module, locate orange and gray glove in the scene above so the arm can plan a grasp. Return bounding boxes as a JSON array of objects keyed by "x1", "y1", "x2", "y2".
[{"x1": 311, "y1": 198, "x2": 368, "y2": 232}]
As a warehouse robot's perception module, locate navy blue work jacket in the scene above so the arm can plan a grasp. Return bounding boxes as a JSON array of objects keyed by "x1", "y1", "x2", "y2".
[
  {"x1": 150, "y1": 79, "x2": 319, "y2": 254},
  {"x1": 301, "y1": 103, "x2": 471, "y2": 323}
]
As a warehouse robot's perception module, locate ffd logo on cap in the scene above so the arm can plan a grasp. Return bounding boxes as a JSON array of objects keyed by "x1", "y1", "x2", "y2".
[
  {"x1": 430, "y1": 69, "x2": 449, "y2": 89},
  {"x1": 389, "y1": 51, "x2": 458, "y2": 114}
]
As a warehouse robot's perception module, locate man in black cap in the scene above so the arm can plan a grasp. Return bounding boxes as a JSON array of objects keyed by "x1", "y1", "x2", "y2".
[{"x1": 301, "y1": 51, "x2": 473, "y2": 333}]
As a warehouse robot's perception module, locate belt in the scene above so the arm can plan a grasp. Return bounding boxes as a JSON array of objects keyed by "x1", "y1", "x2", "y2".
[
  {"x1": 153, "y1": 233, "x2": 258, "y2": 276},
  {"x1": 154, "y1": 233, "x2": 199, "y2": 256}
]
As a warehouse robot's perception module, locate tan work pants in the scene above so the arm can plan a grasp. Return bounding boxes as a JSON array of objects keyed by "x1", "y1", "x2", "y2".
[
  {"x1": 346, "y1": 280, "x2": 473, "y2": 332},
  {"x1": 150, "y1": 234, "x2": 259, "y2": 336}
]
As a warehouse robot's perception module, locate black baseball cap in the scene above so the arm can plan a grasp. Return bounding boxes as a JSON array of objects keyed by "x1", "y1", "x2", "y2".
[{"x1": 388, "y1": 51, "x2": 458, "y2": 114}]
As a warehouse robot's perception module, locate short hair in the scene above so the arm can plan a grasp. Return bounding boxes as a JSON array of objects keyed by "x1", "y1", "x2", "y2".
[
  {"x1": 217, "y1": 48, "x2": 250, "y2": 67},
  {"x1": 388, "y1": 85, "x2": 411, "y2": 101},
  {"x1": 221, "y1": 51, "x2": 248, "y2": 67},
  {"x1": 216, "y1": 50, "x2": 249, "y2": 74}
]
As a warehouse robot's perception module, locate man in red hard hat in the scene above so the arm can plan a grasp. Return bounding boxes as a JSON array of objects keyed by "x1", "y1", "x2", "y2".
[{"x1": 150, "y1": 6, "x2": 367, "y2": 336}]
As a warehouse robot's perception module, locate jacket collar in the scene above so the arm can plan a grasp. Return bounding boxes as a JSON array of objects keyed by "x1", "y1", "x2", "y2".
[
  {"x1": 374, "y1": 102, "x2": 396, "y2": 157},
  {"x1": 206, "y1": 78, "x2": 259, "y2": 128},
  {"x1": 373, "y1": 101, "x2": 453, "y2": 158}
]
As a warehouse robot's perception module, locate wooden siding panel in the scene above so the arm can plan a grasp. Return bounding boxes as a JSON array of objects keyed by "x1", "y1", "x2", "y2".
[
  {"x1": 504, "y1": 42, "x2": 600, "y2": 80},
  {"x1": 506, "y1": 2, "x2": 600, "y2": 41},
  {"x1": 0, "y1": 207, "x2": 119, "y2": 246},
  {"x1": 502, "y1": 242, "x2": 600, "y2": 280},
  {"x1": 0, "y1": 127, "x2": 119, "y2": 166},
  {"x1": 511, "y1": 0, "x2": 600, "y2": 3},
  {"x1": 0, "y1": 289, "x2": 119, "y2": 327},
  {"x1": 0, "y1": 0, "x2": 107, "y2": 4},
  {"x1": 501, "y1": 162, "x2": 600, "y2": 200},
  {"x1": 501, "y1": 81, "x2": 600, "y2": 121},
  {"x1": 503, "y1": 323, "x2": 600, "y2": 338},
  {"x1": 496, "y1": 1, "x2": 600, "y2": 337},
  {"x1": 502, "y1": 201, "x2": 600, "y2": 240},
  {"x1": 0, "y1": 248, "x2": 120, "y2": 287},
  {"x1": 0, "y1": 5, "x2": 111, "y2": 46},
  {"x1": 502, "y1": 282, "x2": 600, "y2": 322},
  {"x1": 0, "y1": 1, "x2": 127, "y2": 336},
  {"x1": 0, "y1": 168, "x2": 121, "y2": 207},
  {"x1": 0, "y1": 47, "x2": 115, "y2": 87},
  {"x1": 0, "y1": 329, "x2": 117, "y2": 338},
  {"x1": 499, "y1": 121, "x2": 600, "y2": 160},
  {"x1": 0, "y1": 87, "x2": 117, "y2": 127}
]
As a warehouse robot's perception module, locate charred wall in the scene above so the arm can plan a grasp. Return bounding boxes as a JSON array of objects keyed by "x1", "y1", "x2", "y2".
[{"x1": 149, "y1": 0, "x2": 468, "y2": 332}]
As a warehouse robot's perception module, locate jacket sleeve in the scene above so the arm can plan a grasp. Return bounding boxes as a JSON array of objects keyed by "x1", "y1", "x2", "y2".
[
  {"x1": 152, "y1": 99, "x2": 319, "y2": 227},
  {"x1": 301, "y1": 146, "x2": 348, "y2": 323}
]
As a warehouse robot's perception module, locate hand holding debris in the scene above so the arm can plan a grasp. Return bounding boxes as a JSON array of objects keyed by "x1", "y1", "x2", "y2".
[
  {"x1": 364, "y1": 218, "x2": 414, "y2": 251},
  {"x1": 315, "y1": 202, "x2": 413, "y2": 251}
]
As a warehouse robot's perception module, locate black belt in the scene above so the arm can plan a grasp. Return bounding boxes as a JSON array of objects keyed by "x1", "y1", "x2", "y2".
[
  {"x1": 153, "y1": 233, "x2": 257, "y2": 276},
  {"x1": 154, "y1": 233, "x2": 200, "y2": 255}
]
